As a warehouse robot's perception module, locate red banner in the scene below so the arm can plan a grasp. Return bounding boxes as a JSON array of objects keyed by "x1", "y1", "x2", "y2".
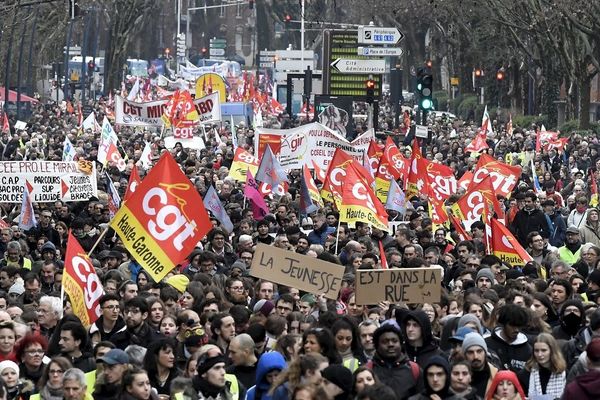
[
  {"x1": 470, "y1": 154, "x2": 521, "y2": 198},
  {"x1": 110, "y1": 152, "x2": 212, "y2": 282},
  {"x1": 63, "y1": 231, "x2": 103, "y2": 326}
]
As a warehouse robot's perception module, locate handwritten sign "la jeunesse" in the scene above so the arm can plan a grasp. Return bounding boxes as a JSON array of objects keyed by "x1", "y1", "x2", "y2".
[
  {"x1": 355, "y1": 268, "x2": 441, "y2": 305},
  {"x1": 250, "y1": 244, "x2": 344, "y2": 299}
]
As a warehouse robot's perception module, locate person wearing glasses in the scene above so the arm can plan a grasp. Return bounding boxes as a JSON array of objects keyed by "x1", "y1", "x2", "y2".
[
  {"x1": 14, "y1": 334, "x2": 48, "y2": 384},
  {"x1": 89, "y1": 294, "x2": 126, "y2": 347},
  {"x1": 36, "y1": 356, "x2": 72, "y2": 400}
]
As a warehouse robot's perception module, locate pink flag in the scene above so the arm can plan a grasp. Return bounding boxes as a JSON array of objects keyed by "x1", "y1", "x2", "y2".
[{"x1": 244, "y1": 170, "x2": 269, "y2": 220}]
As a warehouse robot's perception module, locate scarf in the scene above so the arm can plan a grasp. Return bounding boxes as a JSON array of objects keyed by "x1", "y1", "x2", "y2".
[
  {"x1": 40, "y1": 384, "x2": 64, "y2": 400},
  {"x1": 528, "y1": 367, "x2": 565, "y2": 399},
  {"x1": 194, "y1": 376, "x2": 227, "y2": 400}
]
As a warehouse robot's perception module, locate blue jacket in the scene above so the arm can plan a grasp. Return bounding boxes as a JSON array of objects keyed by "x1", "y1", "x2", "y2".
[
  {"x1": 307, "y1": 225, "x2": 336, "y2": 246},
  {"x1": 246, "y1": 352, "x2": 287, "y2": 400}
]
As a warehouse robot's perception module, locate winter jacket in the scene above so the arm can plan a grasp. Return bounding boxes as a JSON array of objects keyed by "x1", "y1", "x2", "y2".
[
  {"x1": 88, "y1": 315, "x2": 127, "y2": 345},
  {"x1": 307, "y1": 224, "x2": 336, "y2": 246},
  {"x1": 110, "y1": 322, "x2": 163, "y2": 350},
  {"x1": 246, "y1": 352, "x2": 287, "y2": 400},
  {"x1": 546, "y1": 211, "x2": 567, "y2": 247},
  {"x1": 562, "y1": 326, "x2": 593, "y2": 371},
  {"x1": 580, "y1": 219, "x2": 600, "y2": 248},
  {"x1": 562, "y1": 369, "x2": 600, "y2": 399},
  {"x1": 401, "y1": 310, "x2": 444, "y2": 366},
  {"x1": 485, "y1": 327, "x2": 531, "y2": 372},
  {"x1": 370, "y1": 353, "x2": 423, "y2": 399},
  {"x1": 511, "y1": 208, "x2": 549, "y2": 247}
]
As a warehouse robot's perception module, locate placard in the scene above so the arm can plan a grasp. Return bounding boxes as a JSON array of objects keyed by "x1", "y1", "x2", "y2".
[
  {"x1": 0, "y1": 160, "x2": 97, "y2": 203},
  {"x1": 250, "y1": 243, "x2": 344, "y2": 299},
  {"x1": 355, "y1": 268, "x2": 441, "y2": 305}
]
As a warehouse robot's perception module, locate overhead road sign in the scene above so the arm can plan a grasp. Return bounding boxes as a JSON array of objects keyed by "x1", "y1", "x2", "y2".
[
  {"x1": 358, "y1": 47, "x2": 404, "y2": 57},
  {"x1": 358, "y1": 26, "x2": 404, "y2": 45},
  {"x1": 331, "y1": 58, "x2": 386, "y2": 74}
]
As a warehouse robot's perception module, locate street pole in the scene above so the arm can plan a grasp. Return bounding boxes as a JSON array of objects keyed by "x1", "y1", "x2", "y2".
[
  {"x1": 63, "y1": 19, "x2": 74, "y2": 100},
  {"x1": 26, "y1": 7, "x2": 40, "y2": 97},
  {"x1": 16, "y1": 6, "x2": 31, "y2": 120},
  {"x1": 4, "y1": 7, "x2": 19, "y2": 114},
  {"x1": 300, "y1": 0, "x2": 305, "y2": 64},
  {"x1": 80, "y1": 13, "x2": 91, "y2": 106},
  {"x1": 176, "y1": 0, "x2": 181, "y2": 74}
]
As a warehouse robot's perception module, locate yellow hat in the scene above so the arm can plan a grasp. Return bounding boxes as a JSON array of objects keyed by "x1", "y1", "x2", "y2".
[{"x1": 166, "y1": 274, "x2": 190, "y2": 294}]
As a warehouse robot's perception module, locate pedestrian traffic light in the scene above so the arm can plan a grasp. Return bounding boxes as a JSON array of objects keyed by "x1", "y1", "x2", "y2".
[
  {"x1": 416, "y1": 66, "x2": 433, "y2": 111},
  {"x1": 285, "y1": 14, "x2": 292, "y2": 23},
  {"x1": 496, "y1": 68, "x2": 505, "y2": 81},
  {"x1": 176, "y1": 33, "x2": 186, "y2": 58},
  {"x1": 474, "y1": 68, "x2": 483, "y2": 88},
  {"x1": 87, "y1": 61, "x2": 95, "y2": 74},
  {"x1": 201, "y1": 47, "x2": 208, "y2": 58},
  {"x1": 248, "y1": 0, "x2": 254, "y2": 9},
  {"x1": 366, "y1": 78, "x2": 375, "y2": 103}
]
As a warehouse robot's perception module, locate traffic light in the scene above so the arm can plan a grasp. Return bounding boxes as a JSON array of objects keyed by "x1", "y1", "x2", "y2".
[
  {"x1": 496, "y1": 68, "x2": 505, "y2": 81},
  {"x1": 68, "y1": 0, "x2": 80, "y2": 19},
  {"x1": 164, "y1": 48, "x2": 171, "y2": 59},
  {"x1": 366, "y1": 78, "x2": 375, "y2": 103},
  {"x1": 416, "y1": 66, "x2": 433, "y2": 111},
  {"x1": 176, "y1": 33, "x2": 186, "y2": 58},
  {"x1": 474, "y1": 68, "x2": 483, "y2": 88},
  {"x1": 285, "y1": 14, "x2": 292, "y2": 23},
  {"x1": 87, "y1": 61, "x2": 95, "y2": 74},
  {"x1": 201, "y1": 47, "x2": 208, "y2": 58},
  {"x1": 248, "y1": 0, "x2": 254, "y2": 9}
]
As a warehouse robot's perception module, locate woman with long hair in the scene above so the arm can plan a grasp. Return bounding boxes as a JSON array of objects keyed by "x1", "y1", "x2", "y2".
[
  {"x1": 36, "y1": 356, "x2": 72, "y2": 400},
  {"x1": 331, "y1": 317, "x2": 365, "y2": 372},
  {"x1": 119, "y1": 368, "x2": 159, "y2": 400},
  {"x1": 270, "y1": 353, "x2": 328, "y2": 400},
  {"x1": 301, "y1": 327, "x2": 341, "y2": 365},
  {"x1": 146, "y1": 298, "x2": 165, "y2": 331},
  {"x1": 517, "y1": 333, "x2": 566, "y2": 399},
  {"x1": 274, "y1": 334, "x2": 302, "y2": 363},
  {"x1": 352, "y1": 366, "x2": 378, "y2": 397},
  {"x1": 142, "y1": 338, "x2": 178, "y2": 396}
]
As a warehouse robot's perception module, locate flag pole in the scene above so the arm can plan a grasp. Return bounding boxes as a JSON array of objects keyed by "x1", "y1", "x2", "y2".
[
  {"x1": 59, "y1": 282, "x2": 65, "y2": 319},
  {"x1": 334, "y1": 219, "x2": 341, "y2": 255},
  {"x1": 88, "y1": 226, "x2": 110, "y2": 257}
]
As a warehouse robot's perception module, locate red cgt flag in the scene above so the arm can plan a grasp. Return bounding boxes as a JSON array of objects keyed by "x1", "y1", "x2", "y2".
[
  {"x1": 110, "y1": 152, "x2": 212, "y2": 282},
  {"x1": 470, "y1": 153, "x2": 521, "y2": 199},
  {"x1": 63, "y1": 231, "x2": 103, "y2": 326},
  {"x1": 124, "y1": 165, "x2": 142, "y2": 203},
  {"x1": 491, "y1": 218, "x2": 533, "y2": 266}
]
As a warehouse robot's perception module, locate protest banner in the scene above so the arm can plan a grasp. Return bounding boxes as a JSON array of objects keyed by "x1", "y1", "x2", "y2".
[
  {"x1": 115, "y1": 92, "x2": 221, "y2": 127},
  {"x1": 110, "y1": 152, "x2": 212, "y2": 282},
  {"x1": 0, "y1": 160, "x2": 97, "y2": 203},
  {"x1": 355, "y1": 267, "x2": 441, "y2": 305},
  {"x1": 62, "y1": 231, "x2": 103, "y2": 326},
  {"x1": 255, "y1": 123, "x2": 373, "y2": 171},
  {"x1": 250, "y1": 243, "x2": 344, "y2": 299}
]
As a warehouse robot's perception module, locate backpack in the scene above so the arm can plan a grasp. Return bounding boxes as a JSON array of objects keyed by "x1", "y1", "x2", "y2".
[{"x1": 366, "y1": 359, "x2": 420, "y2": 382}]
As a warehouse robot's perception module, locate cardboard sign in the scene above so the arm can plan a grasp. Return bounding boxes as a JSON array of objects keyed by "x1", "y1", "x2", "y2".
[
  {"x1": 250, "y1": 243, "x2": 344, "y2": 299},
  {"x1": 0, "y1": 160, "x2": 97, "y2": 203},
  {"x1": 355, "y1": 268, "x2": 441, "y2": 305}
]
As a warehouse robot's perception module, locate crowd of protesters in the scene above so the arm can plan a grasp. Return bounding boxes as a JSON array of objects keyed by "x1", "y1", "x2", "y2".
[{"x1": 0, "y1": 93, "x2": 600, "y2": 400}]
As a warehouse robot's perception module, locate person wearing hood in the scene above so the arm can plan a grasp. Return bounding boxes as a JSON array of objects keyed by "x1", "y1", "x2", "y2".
[
  {"x1": 181, "y1": 249, "x2": 203, "y2": 277},
  {"x1": 484, "y1": 370, "x2": 526, "y2": 400},
  {"x1": 552, "y1": 299, "x2": 586, "y2": 341},
  {"x1": 563, "y1": 337, "x2": 600, "y2": 399},
  {"x1": 401, "y1": 310, "x2": 444, "y2": 365},
  {"x1": 510, "y1": 192, "x2": 549, "y2": 247},
  {"x1": 246, "y1": 351, "x2": 287, "y2": 400},
  {"x1": 485, "y1": 304, "x2": 531, "y2": 372},
  {"x1": 408, "y1": 356, "x2": 459, "y2": 400},
  {"x1": 369, "y1": 322, "x2": 423, "y2": 399},
  {"x1": 580, "y1": 208, "x2": 600, "y2": 247}
]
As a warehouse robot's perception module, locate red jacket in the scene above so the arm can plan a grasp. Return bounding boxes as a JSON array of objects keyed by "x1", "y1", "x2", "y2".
[{"x1": 563, "y1": 369, "x2": 600, "y2": 399}]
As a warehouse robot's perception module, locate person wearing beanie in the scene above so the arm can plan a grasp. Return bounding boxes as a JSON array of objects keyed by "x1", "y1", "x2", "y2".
[
  {"x1": 563, "y1": 337, "x2": 600, "y2": 399},
  {"x1": 485, "y1": 304, "x2": 532, "y2": 373},
  {"x1": 0, "y1": 359, "x2": 34, "y2": 400},
  {"x1": 476, "y1": 268, "x2": 494, "y2": 293},
  {"x1": 408, "y1": 356, "x2": 454, "y2": 400},
  {"x1": 253, "y1": 299, "x2": 275, "y2": 319},
  {"x1": 193, "y1": 353, "x2": 235, "y2": 400},
  {"x1": 552, "y1": 299, "x2": 586, "y2": 341},
  {"x1": 401, "y1": 310, "x2": 444, "y2": 366},
  {"x1": 369, "y1": 323, "x2": 422, "y2": 399},
  {"x1": 458, "y1": 314, "x2": 485, "y2": 336},
  {"x1": 321, "y1": 364, "x2": 353, "y2": 400},
  {"x1": 485, "y1": 370, "x2": 526, "y2": 400},
  {"x1": 586, "y1": 269, "x2": 600, "y2": 303},
  {"x1": 166, "y1": 274, "x2": 190, "y2": 294},
  {"x1": 462, "y1": 332, "x2": 498, "y2": 398}
]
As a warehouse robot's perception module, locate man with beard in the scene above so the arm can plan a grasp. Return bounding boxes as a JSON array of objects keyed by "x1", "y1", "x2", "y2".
[
  {"x1": 485, "y1": 304, "x2": 532, "y2": 372},
  {"x1": 111, "y1": 297, "x2": 162, "y2": 349},
  {"x1": 59, "y1": 322, "x2": 96, "y2": 372},
  {"x1": 462, "y1": 332, "x2": 498, "y2": 398},
  {"x1": 369, "y1": 323, "x2": 422, "y2": 399},
  {"x1": 559, "y1": 226, "x2": 583, "y2": 266},
  {"x1": 225, "y1": 277, "x2": 248, "y2": 305},
  {"x1": 511, "y1": 191, "x2": 549, "y2": 247},
  {"x1": 526, "y1": 231, "x2": 552, "y2": 266}
]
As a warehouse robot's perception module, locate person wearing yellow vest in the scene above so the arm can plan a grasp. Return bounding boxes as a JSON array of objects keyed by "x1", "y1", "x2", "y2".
[
  {"x1": 194, "y1": 353, "x2": 241, "y2": 400},
  {"x1": 0, "y1": 241, "x2": 32, "y2": 272},
  {"x1": 558, "y1": 227, "x2": 583, "y2": 266}
]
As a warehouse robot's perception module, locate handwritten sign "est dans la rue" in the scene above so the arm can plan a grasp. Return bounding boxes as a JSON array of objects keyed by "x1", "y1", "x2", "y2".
[
  {"x1": 250, "y1": 243, "x2": 345, "y2": 299},
  {"x1": 355, "y1": 268, "x2": 441, "y2": 305}
]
